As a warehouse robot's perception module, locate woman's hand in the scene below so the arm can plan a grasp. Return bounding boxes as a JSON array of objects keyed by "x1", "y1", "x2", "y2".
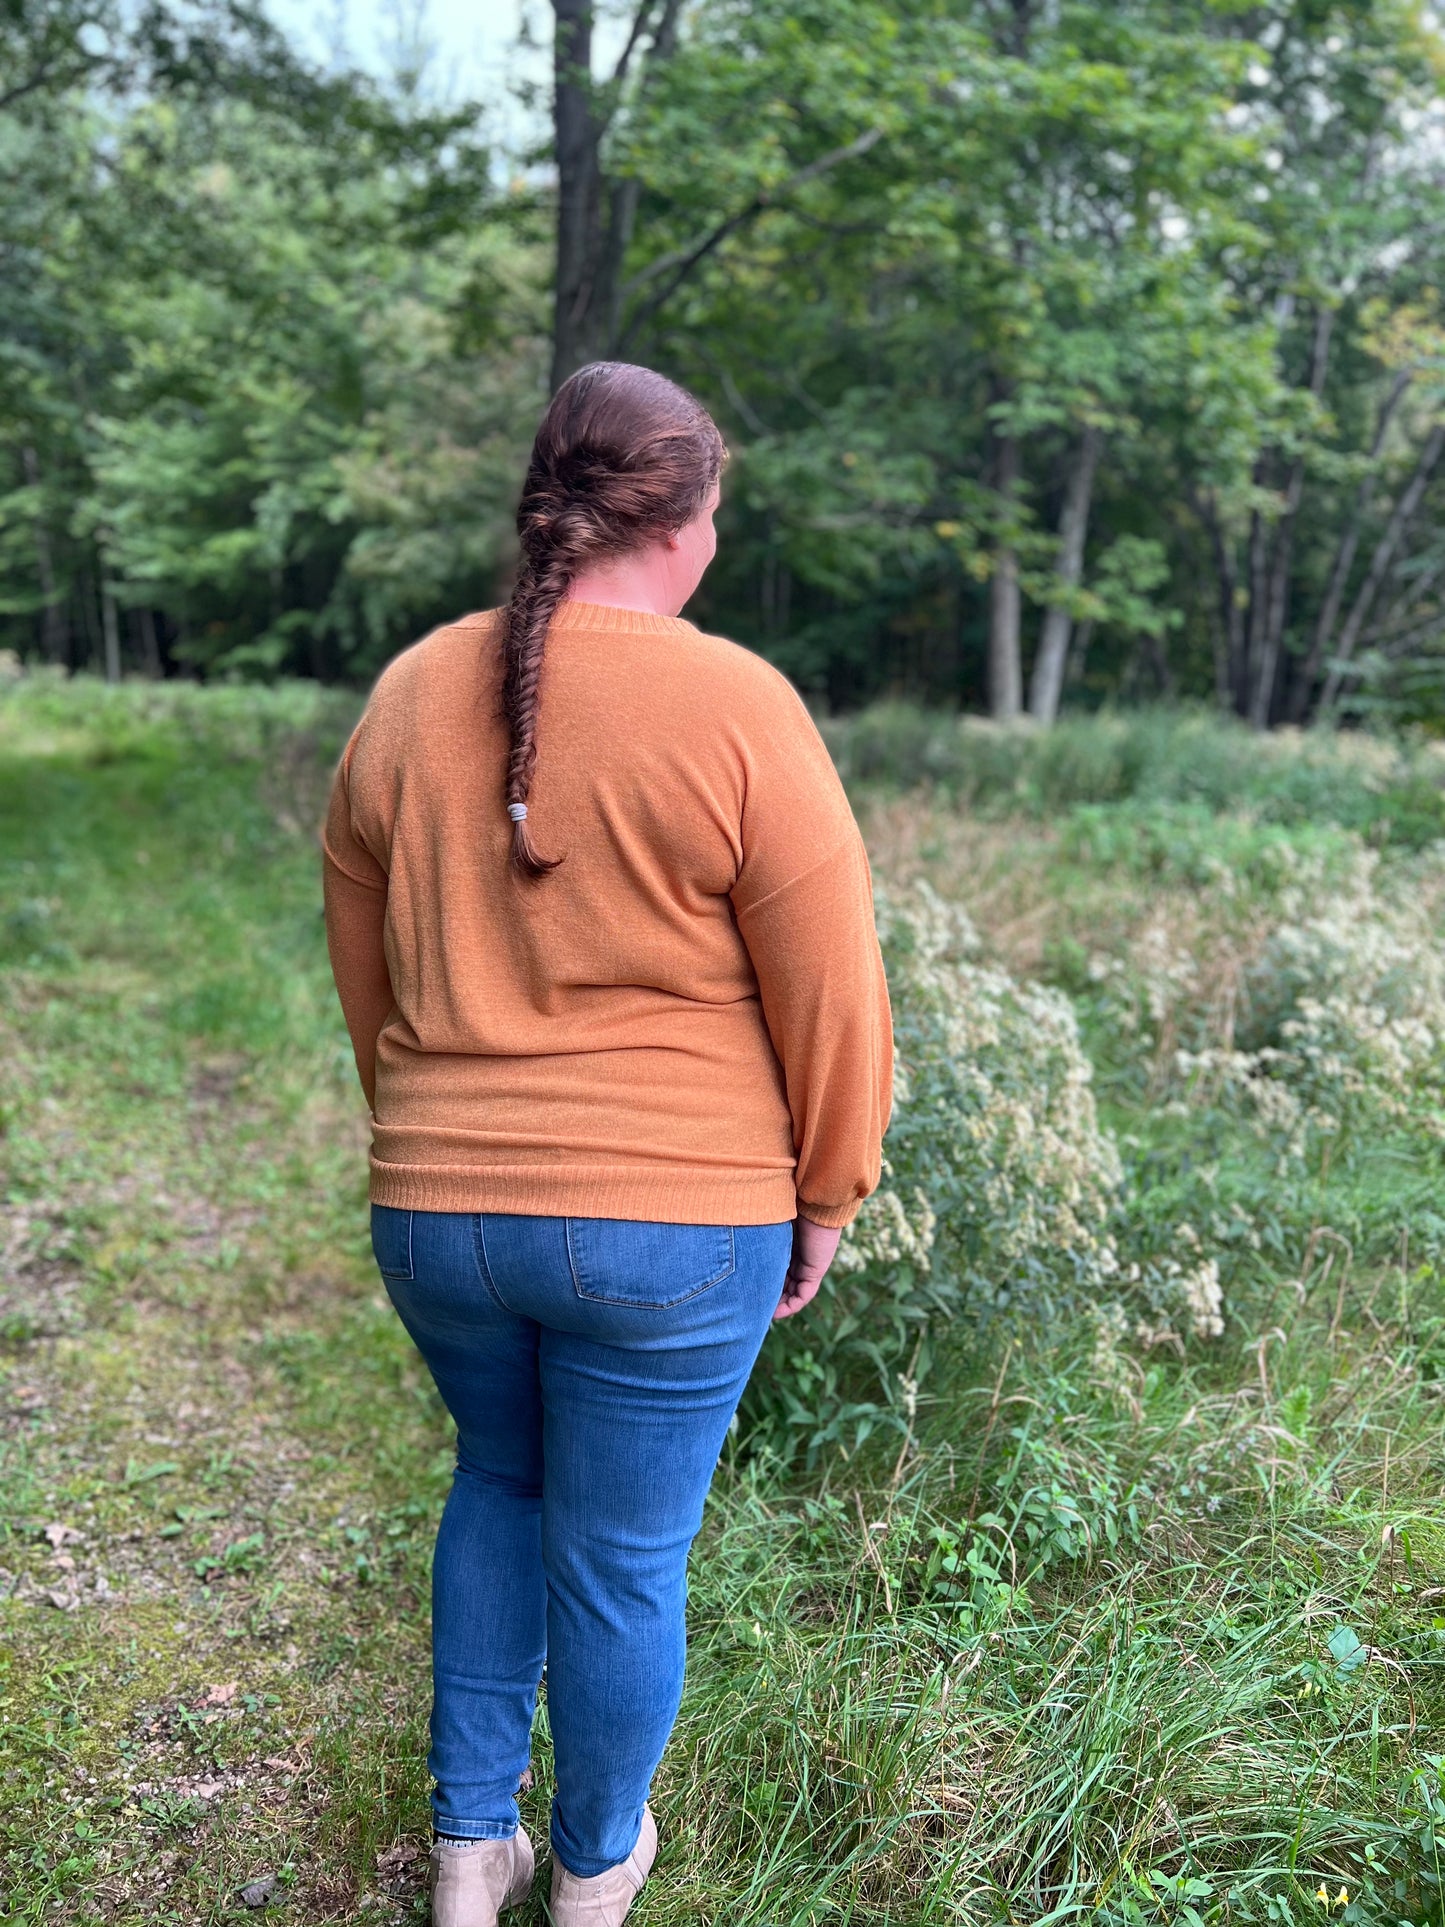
[{"x1": 773, "y1": 1215, "x2": 842, "y2": 1320}]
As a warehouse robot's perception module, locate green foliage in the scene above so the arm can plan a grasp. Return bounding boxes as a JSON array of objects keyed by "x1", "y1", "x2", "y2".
[
  {"x1": 80, "y1": 105, "x2": 543, "y2": 678},
  {"x1": 747, "y1": 880, "x2": 1123, "y2": 1460},
  {"x1": 752, "y1": 700, "x2": 1445, "y2": 1474},
  {"x1": 0, "y1": 17, "x2": 541, "y2": 682},
  {"x1": 7, "y1": 2, "x2": 1445, "y2": 724},
  {"x1": 827, "y1": 701, "x2": 1445, "y2": 845}
]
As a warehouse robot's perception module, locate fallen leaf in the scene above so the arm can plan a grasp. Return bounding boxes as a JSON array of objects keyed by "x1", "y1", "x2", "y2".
[
  {"x1": 377, "y1": 1844, "x2": 420, "y2": 1870},
  {"x1": 262, "y1": 1754, "x2": 295, "y2": 1772},
  {"x1": 46, "y1": 1589, "x2": 78, "y2": 1611},
  {"x1": 201, "y1": 1681, "x2": 239, "y2": 1705},
  {"x1": 239, "y1": 1873, "x2": 277, "y2": 1909},
  {"x1": 43, "y1": 1523, "x2": 83, "y2": 1548},
  {"x1": 194, "y1": 1780, "x2": 227, "y2": 1799}
]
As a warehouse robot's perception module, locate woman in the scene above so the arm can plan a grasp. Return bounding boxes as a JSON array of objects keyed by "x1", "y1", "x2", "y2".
[{"x1": 323, "y1": 362, "x2": 891, "y2": 1927}]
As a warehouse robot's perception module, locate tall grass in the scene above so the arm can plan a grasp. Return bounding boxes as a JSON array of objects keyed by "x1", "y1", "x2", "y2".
[
  {"x1": 825, "y1": 703, "x2": 1445, "y2": 850},
  {"x1": 1, "y1": 678, "x2": 1444, "y2": 1924}
]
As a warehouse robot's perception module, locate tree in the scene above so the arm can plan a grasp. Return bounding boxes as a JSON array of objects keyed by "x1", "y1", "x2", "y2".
[
  {"x1": 0, "y1": 0, "x2": 517, "y2": 678},
  {"x1": 550, "y1": 0, "x2": 682, "y2": 388},
  {"x1": 547, "y1": 0, "x2": 888, "y2": 391},
  {"x1": 1185, "y1": 1, "x2": 1445, "y2": 726},
  {"x1": 603, "y1": 0, "x2": 1267, "y2": 717},
  {"x1": 10, "y1": 0, "x2": 1445, "y2": 722}
]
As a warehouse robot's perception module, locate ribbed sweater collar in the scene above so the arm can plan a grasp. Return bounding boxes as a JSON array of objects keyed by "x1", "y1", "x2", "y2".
[{"x1": 549, "y1": 599, "x2": 698, "y2": 639}]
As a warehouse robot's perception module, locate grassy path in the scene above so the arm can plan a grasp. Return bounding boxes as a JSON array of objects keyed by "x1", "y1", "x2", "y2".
[{"x1": 4, "y1": 682, "x2": 1445, "y2": 1924}]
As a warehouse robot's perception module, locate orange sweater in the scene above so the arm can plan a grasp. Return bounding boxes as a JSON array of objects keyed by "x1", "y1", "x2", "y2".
[{"x1": 322, "y1": 601, "x2": 892, "y2": 1228}]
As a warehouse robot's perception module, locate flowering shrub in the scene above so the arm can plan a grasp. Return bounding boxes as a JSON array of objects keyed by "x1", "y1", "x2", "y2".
[
  {"x1": 1089, "y1": 1240, "x2": 1225, "y2": 1391},
  {"x1": 1242, "y1": 854, "x2": 1445, "y2": 1135},
  {"x1": 744, "y1": 819, "x2": 1445, "y2": 1464},
  {"x1": 1087, "y1": 847, "x2": 1445, "y2": 1161},
  {"x1": 744, "y1": 883, "x2": 1124, "y2": 1462}
]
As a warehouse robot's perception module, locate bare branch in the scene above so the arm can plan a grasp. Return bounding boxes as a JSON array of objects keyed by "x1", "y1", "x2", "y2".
[
  {"x1": 686, "y1": 339, "x2": 771, "y2": 435},
  {"x1": 1321, "y1": 421, "x2": 1445, "y2": 709},
  {"x1": 1371, "y1": 606, "x2": 1445, "y2": 660},
  {"x1": 609, "y1": 0, "x2": 661, "y2": 88},
  {"x1": 619, "y1": 126, "x2": 884, "y2": 343},
  {"x1": 1285, "y1": 365, "x2": 1411, "y2": 719},
  {"x1": 0, "y1": 55, "x2": 89, "y2": 114},
  {"x1": 1375, "y1": 555, "x2": 1445, "y2": 636}
]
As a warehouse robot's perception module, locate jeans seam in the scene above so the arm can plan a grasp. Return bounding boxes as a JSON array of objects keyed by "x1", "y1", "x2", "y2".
[
  {"x1": 372, "y1": 1205, "x2": 414, "y2": 1281},
  {"x1": 472, "y1": 1216, "x2": 515, "y2": 1312}
]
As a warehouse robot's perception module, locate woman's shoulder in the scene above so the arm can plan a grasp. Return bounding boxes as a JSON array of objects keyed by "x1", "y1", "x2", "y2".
[
  {"x1": 363, "y1": 611, "x2": 500, "y2": 712},
  {"x1": 674, "y1": 620, "x2": 814, "y2": 719}
]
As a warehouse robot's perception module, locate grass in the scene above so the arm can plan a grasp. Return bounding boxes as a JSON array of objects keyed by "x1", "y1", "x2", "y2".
[
  {"x1": 2, "y1": 674, "x2": 1445, "y2": 1924},
  {"x1": 823, "y1": 702, "x2": 1445, "y2": 850}
]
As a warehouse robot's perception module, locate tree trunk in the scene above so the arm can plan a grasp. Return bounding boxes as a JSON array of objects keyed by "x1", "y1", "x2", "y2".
[
  {"x1": 551, "y1": 0, "x2": 606, "y2": 390},
  {"x1": 22, "y1": 444, "x2": 68, "y2": 664},
  {"x1": 1284, "y1": 367, "x2": 1411, "y2": 722},
  {"x1": 100, "y1": 579, "x2": 122, "y2": 684},
  {"x1": 1001, "y1": 0, "x2": 1033, "y2": 57},
  {"x1": 135, "y1": 608, "x2": 162, "y2": 678},
  {"x1": 551, "y1": 3, "x2": 879, "y2": 384},
  {"x1": 1195, "y1": 492, "x2": 1242, "y2": 714},
  {"x1": 1240, "y1": 492, "x2": 1268, "y2": 719},
  {"x1": 1364, "y1": 555, "x2": 1444, "y2": 653},
  {"x1": 1143, "y1": 628, "x2": 1174, "y2": 697},
  {"x1": 1066, "y1": 616, "x2": 1094, "y2": 696},
  {"x1": 1320, "y1": 421, "x2": 1445, "y2": 712},
  {"x1": 76, "y1": 560, "x2": 103, "y2": 670},
  {"x1": 549, "y1": 0, "x2": 685, "y2": 390},
  {"x1": 989, "y1": 549, "x2": 1022, "y2": 720},
  {"x1": 1249, "y1": 305, "x2": 1333, "y2": 729},
  {"x1": 1247, "y1": 483, "x2": 1294, "y2": 728},
  {"x1": 988, "y1": 424, "x2": 1022, "y2": 720},
  {"x1": 1028, "y1": 424, "x2": 1101, "y2": 725}
]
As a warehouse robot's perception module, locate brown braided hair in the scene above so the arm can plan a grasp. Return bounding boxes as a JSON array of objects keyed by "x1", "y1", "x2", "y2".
[{"x1": 501, "y1": 361, "x2": 726, "y2": 879}]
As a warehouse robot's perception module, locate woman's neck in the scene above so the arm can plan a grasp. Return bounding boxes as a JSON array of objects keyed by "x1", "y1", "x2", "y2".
[{"x1": 565, "y1": 553, "x2": 683, "y2": 619}]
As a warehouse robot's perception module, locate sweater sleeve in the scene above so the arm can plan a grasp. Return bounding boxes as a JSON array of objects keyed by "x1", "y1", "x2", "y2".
[
  {"x1": 321, "y1": 738, "x2": 394, "y2": 1113},
  {"x1": 730, "y1": 687, "x2": 893, "y2": 1228}
]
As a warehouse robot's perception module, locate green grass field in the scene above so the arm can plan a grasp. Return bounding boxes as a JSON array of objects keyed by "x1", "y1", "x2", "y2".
[{"x1": 3, "y1": 676, "x2": 1445, "y2": 1925}]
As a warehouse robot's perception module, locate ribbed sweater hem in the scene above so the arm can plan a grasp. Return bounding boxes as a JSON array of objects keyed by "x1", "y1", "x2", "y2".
[{"x1": 368, "y1": 1155, "x2": 816, "y2": 1227}]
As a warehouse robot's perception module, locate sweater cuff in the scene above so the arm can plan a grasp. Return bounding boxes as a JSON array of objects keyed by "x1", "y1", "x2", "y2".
[{"x1": 797, "y1": 1197, "x2": 862, "y2": 1230}]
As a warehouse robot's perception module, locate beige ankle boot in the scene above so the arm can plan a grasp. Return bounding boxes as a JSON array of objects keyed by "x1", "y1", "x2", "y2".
[
  {"x1": 548, "y1": 1807, "x2": 657, "y2": 1926},
  {"x1": 428, "y1": 1827, "x2": 534, "y2": 1927}
]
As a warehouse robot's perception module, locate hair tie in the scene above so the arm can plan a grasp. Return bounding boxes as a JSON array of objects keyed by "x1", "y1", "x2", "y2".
[{"x1": 507, "y1": 802, "x2": 528, "y2": 822}]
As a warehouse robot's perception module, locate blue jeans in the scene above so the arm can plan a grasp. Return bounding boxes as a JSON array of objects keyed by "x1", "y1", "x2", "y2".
[{"x1": 371, "y1": 1207, "x2": 791, "y2": 1877}]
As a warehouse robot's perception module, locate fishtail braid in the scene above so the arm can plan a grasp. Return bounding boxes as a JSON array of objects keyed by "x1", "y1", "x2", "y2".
[{"x1": 497, "y1": 362, "x2": 725, "y2": 881}]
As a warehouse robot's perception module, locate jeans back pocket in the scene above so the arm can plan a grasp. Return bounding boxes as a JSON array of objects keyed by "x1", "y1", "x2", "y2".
[
  {"x1": 566, "y1": 1219, "x2": 735, "y2": 1308},
  {"x1": 370, "y1": 1204, "x2": 415, "y2": 1281}
]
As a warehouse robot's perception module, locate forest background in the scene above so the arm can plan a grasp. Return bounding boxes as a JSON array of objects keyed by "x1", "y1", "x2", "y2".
[{"x1": 7, "y1": 0, "x2": 1445, "y2": 727}]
